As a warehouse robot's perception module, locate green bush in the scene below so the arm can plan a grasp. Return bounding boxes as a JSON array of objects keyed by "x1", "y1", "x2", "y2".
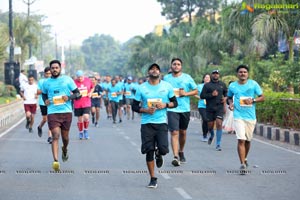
[{"x1": 256, "y1": 91, "x2": 300, "y2": 130}]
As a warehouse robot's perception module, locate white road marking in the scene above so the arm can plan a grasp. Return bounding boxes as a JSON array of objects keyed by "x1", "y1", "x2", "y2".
[
  {"x1": 253, "y1": 138, "x2": 300, "y2": 155},
  {"x1": 130, "y1": 141, "x2": 137, "y2": 146},
  {"x1": 160, "y1": 173, "x2": 171, "y2": 180},
  {"x1": 0, "y1": 118, "x2": 24, "y2": 138},
  {"x1": 174, "y1": 187, "x2": 192, "y2": 199}
]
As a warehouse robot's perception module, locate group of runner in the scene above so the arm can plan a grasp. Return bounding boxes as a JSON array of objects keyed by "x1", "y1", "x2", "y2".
[{"x1": 18, "y1": 58, "x2": 264, "y2": 188}]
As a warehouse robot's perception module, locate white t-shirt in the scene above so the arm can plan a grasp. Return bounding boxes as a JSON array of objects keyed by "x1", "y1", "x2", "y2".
[
  {"x1": 21, "y1": 83, "x2": 38, "y2": 104},
  {"x1": 19, "y1": 73, "x2": 28, "y2": 88}
]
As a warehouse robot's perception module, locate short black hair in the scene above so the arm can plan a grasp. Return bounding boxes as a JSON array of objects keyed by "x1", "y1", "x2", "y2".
[
  {"x1": 236, "y1": 65, "x2": 249, "y2": 73},
  {"x1": 49, "y1": 60, "x2": 61, "y2": 67},
  {"x1": 171, "y1": 57, "x2": 183, "y2": 65},
  {"x1": 44, "y1": 66, "x2": 51, "y2": 73}
]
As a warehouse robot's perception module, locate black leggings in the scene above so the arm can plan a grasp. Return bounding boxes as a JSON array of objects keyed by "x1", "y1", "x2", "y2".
[
  {"x1": 198, "y1": 108, "x2": 208, "y2": 137},
  {"x1": 110, "y1": 101, "x2": 119, "y2": 122}
]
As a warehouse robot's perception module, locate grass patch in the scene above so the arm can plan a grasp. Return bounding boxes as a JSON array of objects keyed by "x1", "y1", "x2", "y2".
[{"x1": 0, "y1": 97, "x2": 17, "y2": 105}]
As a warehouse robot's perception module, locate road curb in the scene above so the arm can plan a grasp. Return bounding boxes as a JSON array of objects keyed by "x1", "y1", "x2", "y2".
[{"x1": 190, "y1": 110, "x2": 300, "y2": 146}]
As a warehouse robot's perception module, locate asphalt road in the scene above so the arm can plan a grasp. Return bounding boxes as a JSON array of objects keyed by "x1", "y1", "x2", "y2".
[{"x1": 0, "y1": 109, "x2": 299, "y2": 200}]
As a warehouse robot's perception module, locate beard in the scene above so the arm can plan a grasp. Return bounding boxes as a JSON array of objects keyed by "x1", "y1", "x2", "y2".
[
  {"x1": 149, "y1": 74, "x2": 160, "y2": 79},
  {"x1": 51, "y1": 71, "x2": 60, "y2": 78}
]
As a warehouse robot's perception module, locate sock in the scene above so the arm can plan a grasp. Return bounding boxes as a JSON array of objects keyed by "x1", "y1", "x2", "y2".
[
  {"x1": 210, "y1": 129, "x2": 215, "y2": 138},
  {"x1": 77, "y1": 122, "x2": 84, "y2": 132},
  {"x1": 83, "y1": 121, "x2": 89, "y2": 129},
  {"x1": 216, "y1": 129, "x2": 223, "y2": 146}
]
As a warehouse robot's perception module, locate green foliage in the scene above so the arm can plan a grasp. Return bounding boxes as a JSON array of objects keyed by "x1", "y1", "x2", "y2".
[{"x1": 256, "y1": 91, "x2": 300, "y2": 130}]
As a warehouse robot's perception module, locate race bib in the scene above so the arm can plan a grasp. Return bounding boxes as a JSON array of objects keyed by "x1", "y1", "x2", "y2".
[
  {"x1": 92, "y1": 92, "x2": 99, "y2": 98},
  {"x1": 125, "y1": 91, "x2": 131, "y2": 96},
  {"x1": 80, "y1": 89, "x2": 88, "y2": 97},
  {"x1": 240, "y1": 97, "x2": 252, "y2": 107},
  {"x1": 147, "y1": 98, "x2": 162, "y2": 108},
  {"x1": 111, "y1": 92, "x2": 117, "y2": 97},
  {"x1": 53, "y1": 96, "x2": 65, "y2": 105},
  {"x1": 173, "y1": 88, "x2": 180, "y2": 97}
]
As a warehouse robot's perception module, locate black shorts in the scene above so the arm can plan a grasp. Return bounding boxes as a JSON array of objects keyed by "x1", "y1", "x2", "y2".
[
  {"x1": 91, "y1": 99, "x2": 101, "y2": 108},
  {"x1": 118, "y1": 100, "x2": 123, "y2": 107},
  {"x1": 167, "y1": 111, "x2": 190, "y2": 131},
  {"x1": 40, "y1": 105, "x2": 48, "y2": 116},
  {"x1": 141, "y1": 123, "x2": 169, "y2": 155},
  {"x1": 125, "y1": 98, "x2": 133, "y2": 106},
  {"x1": 74, "y1": 107, "x2": 91, "y2": 117},
  {"x1": 206, "y1": 106, "x2": 224, "y2": 121},
  {"x1": 104, "y1": 98, "x2": 110, "y2": 106}
]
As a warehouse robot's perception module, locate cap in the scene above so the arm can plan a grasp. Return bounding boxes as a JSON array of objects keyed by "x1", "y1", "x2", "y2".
[
  {"x1": 212, "y1": 70, "x2": 219, "y2": 74},
  {"x1": 76, "y1": 70, "x2": 84, "y2": 77},
  {"x1": 127, "y1": 76, "x2": 133, "y2": 81},
  {"x1": 148, "y1": 63, "x2": 160, "y2": 71}
]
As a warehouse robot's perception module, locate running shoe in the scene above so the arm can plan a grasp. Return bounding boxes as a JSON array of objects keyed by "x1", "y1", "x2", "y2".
[
  {"x1": 171, "y1": 156, "x2": 180, "y2": 167},
  {"x1": 147, "y1": 177, "x2": 158, "y2": 189},
  {"x1": 155, "y1": 149, "x2": 163, "y2": 168},
  {"x1": 37, "y1": 126, "x2": 42, "y2": 137},
  {"x1": 83, "y1": 130, "x2": 89, "y2": 139},
  {"x1": 239, "y1": 164, "x2": 247, "y2": 175},
  {"x1": 61, "y1": 146, "x2": 69, "y2": 162},
  {"x1": 92, "y1": 116, "x2": 95, "y2": 124},
  {"x1": 179, "y1": 152, "x2": 186, "y2": 163},
  {"x1": 201, "y1": 137, "x2": 208, "y2": 142},
  {"x1": 29, "y1": 127, "x2": 33, "y2": 133},
  {"x1": 79, "y1": 132, "x2": 83, "y2": 140},
  {"x1": 216, "y1": 145, "x2": 222, "y2": 151},
  {"x1": 245, "y1": 159, "x2": 249, "y2": 167},
  {"x1": 47, "y1": 137, "x2": 52, "y2": 144},
  {"x1": 119, "y1": 119, "x2": 122, "y2": 123},
  {"x1": 208, "y1": 137, "x2": 213, "y2": 145},
  {"x1": 95, "y1": 122, "x2": 99, "y2": 127},
  {"x1": 52, "y1": 161, "x2": 60, "y2": 171}
]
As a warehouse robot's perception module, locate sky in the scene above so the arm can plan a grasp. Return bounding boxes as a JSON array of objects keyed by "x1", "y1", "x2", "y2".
[{"x1": 0, "y1": 0, "x2": 169, "y2": 45}]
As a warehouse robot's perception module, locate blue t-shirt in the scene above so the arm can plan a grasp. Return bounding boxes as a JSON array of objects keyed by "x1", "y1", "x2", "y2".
[
  {"x1": 163, "y1": 73, "x2": 197, "y2": 112},
  {"x1": 197, "y1": 83, "x2": 206, "y2": 108},
  {"x1": 101, "y1": 82, "x2": 110, "y2": 98},
  {"x1": 107, "y1": 84, "x2": 122, "y2": 102},
  {"x1": 134, "y1": 80, "x2": 175, "y2": 124},
  {"x1": 42, "y1": 75, "x2": 77, "y2": 114},
  {"x1": 124, "y1": 82, "x2": 136, "y2": 99},
  {"x1": 227, "y1": 79, "x2": 263, "y2": 120},
  {"x1": 37, "y1": 78, "x2": 48, "y2": 106}
]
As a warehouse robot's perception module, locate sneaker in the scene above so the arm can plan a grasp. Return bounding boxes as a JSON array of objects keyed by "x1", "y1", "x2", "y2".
[
  {"x1": 37, "y1": 126, "x2": 42, "y2": 137},
  {"x1": 179, "y1": 152, "x2": 186, "y2": 163},
  {"x1": 52, "y1": 161, "x2": 60, "y2": 171},
  {"x1": 245, "y1": 159, "x2": 249, "y2": 167},
  {"x1": 79, "y1": 132, "x2": 83, "y2": 140},
  {"x1": 119, "y1": 119, "x2": 122, "y2": 123},
  {"x1": 92, "y1": 116, "x2": 95, "y2": 124},
  {"x1": 155, "y1": 149, "x2": 163, "y2": 168},
  {"x1": 47, "y1": 137, "x2": 52, "y2": 144},
  {"x1": 239, "y1": 164, "x2": 247, "y2": 175},
  {"x1": 61, "y1": 146, "x2": 69, "y2": 162},
  {"x1": 29, "y1": 127, "x2": 33, "y2": 133},
  {"x1": 208, "y1": 137, "x2": 213, "y2": 145},
  {"x1": 216, "y1": 145, "x2": 222, "y2": 151},
  {"x1": 113, "y1": 121, "x2": 116, "y2": 124},
  {"x1": 95, "y1": 122, "x2": 99, "y2": 127},
  {"x1": 201, "y1": 137, "x2": 208, "y2": 142},
  {"x1": 84, "y1": 130, "x2": 89, "y2": 139},
  {"x1": 25, "y1": 119, "x2": 30, "y2": 129},
  {"x1": 171, "y1": 156, "x2": 180, "y2": 167},
  {"x1": 147, "y1": 177, "x2": 158, "y2": 188}
]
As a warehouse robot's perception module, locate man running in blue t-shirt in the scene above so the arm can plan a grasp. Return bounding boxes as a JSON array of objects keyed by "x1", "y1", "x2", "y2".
[
  {"x1": 42, "y1": 60, "x2": 82, "y2": 171},
  {"x1": 132, "y1": 63, "x2": 178, "y2": 188}
]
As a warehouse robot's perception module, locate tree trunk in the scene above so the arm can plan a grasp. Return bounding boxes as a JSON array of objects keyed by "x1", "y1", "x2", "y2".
[{"x1": 288, "y1": 36, "x2": 294, "y2": 61}]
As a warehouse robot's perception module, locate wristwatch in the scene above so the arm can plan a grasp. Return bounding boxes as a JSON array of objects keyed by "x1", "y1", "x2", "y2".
[
  {"x1": 252, "y1": 98, "x2": 256, "y2": 103},
  {"x1": 166, "y1": 103, "x2": 169, "y2": 108}
]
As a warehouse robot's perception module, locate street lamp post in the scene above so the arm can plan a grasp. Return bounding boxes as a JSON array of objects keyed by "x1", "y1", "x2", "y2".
[{"x1": 8, "y1": 0, "x2": 15, "y2": 85}]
